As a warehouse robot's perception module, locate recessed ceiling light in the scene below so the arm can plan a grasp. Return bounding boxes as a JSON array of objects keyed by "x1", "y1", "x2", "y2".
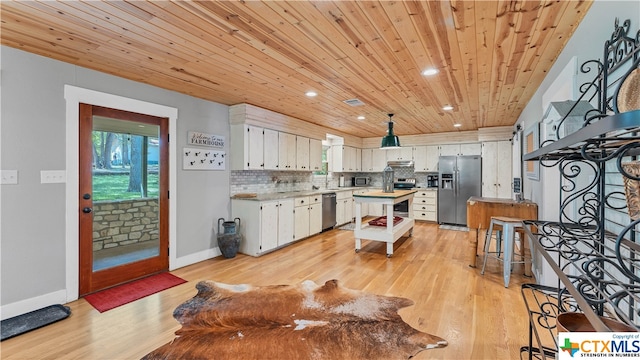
[
  {"x1": 442, "y1": 105, "x2": 454, "y2": 111},
  {"x1": 453, "y1": 123, "x2": 462, "y2": 127},
  {"x1": 305, "y1": 91, "x2": 317, "y2": 97},
  {"x1": 422, "y1": 68, "x2": 438, "y2": 76},
  {"x1": 357, "y1": 115, "x2": 365, "y2": 120}
]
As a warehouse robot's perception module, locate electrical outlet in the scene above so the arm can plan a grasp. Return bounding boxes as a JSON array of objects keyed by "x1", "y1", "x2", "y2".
[
  {"x1": 41, "y1": 170, "x2": 66, "y2": 184},
  {"x1": 1, "y1": 170, "x2": 18, "y2": 185}
]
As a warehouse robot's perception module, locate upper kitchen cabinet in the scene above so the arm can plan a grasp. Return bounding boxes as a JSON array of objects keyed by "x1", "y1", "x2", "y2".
[
  {"x1": 361, "y1": 148, "x2": 372, "y2": 172},
  {"x1": 439, "y1": 143, "x2": 481, "y2": 156},
  {"x1": 263, "y1": 128, "x2": 279, "y2": 170},
  {"x1": 330, "y1": 145, "x2": 357, "y2": 172},
  {"x1": 481, "y1": 140, "x2": 513, "y2": 198},
  {"x1": 230, "y1": 124, "x2": 266, "y2": 170},
  {"x1": 361, "y1": 148, "x2": 387, "y2": 172},
  {"x1": 309, "y1": 139, "x2": 322, "y2": 171},
  {"x1": 386, "y1": 147, "x2": 413, "y2": 161},
  {"x1": 295, "y1": 136, "x2": 310, "y2": 171},
  {"x1": 413, "y1": 145, "x2": 439, "y2": 172},
  {"x1": 278, "y1": 132, "x2": 297, "y2": 170},
  {"x1": 372, "y1": 148, "x2": 387, "y2": 171}
]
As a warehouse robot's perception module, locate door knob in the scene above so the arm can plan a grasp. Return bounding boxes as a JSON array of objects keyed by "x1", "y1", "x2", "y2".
[{"x1": 82, "y1": 207, "x2": 92, "y2": 213}]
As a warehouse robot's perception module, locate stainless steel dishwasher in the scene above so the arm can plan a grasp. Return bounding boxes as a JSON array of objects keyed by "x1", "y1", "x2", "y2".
[{"x1": 322, "y1": 193, "x2": 337, "y2": 230}]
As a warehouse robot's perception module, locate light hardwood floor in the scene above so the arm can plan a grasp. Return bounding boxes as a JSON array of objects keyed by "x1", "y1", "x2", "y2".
[{"x1": 1, "y1": 222, "x2": 534, "y2": 359}]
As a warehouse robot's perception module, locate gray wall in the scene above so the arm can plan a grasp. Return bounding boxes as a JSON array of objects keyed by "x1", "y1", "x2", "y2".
[
  {"x1": 1, "y1": 46, "x2": 230, "y2": 307},
  {"x1": 515, "y1": 0, "x2": 640, "y2": 284},
  {"x1": 1, "y1": 0, "x2": 638, "y2": 311}
]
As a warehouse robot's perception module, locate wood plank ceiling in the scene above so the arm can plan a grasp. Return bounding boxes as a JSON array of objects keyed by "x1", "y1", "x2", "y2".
[{"x1": 0, "y1": 1, "x2": 592, "y2": 138}]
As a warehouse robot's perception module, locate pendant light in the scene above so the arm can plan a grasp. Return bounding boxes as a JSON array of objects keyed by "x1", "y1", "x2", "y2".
[{"x1": 380, "y1": 113, "x2": 401, "y2": 149}]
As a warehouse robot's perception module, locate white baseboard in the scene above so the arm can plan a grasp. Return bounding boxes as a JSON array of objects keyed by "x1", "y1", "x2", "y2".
[
  {"x1": 173, "y1": 247, "x2": 221, "y2": 270},
  {"x1": 1, "y1": 248, "x2": 221, "y2": 320},
  {"x1": 0, "y1": 289, "x2": 68, "y2": 321}
]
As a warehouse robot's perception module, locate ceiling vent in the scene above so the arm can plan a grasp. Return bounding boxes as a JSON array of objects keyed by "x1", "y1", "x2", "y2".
[{"x1": 343, "y1": 98, "x2": 365, "y2": 107}]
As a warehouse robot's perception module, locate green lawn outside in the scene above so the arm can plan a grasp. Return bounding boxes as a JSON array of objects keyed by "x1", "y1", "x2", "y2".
[{"x1": 93, "y1": 173, "x2": 159, "y2": 201}]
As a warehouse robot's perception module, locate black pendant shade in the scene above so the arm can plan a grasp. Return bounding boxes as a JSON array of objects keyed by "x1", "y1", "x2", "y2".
[{"x1": 380, "y1": 113, "x2": 401, "y2": 149}]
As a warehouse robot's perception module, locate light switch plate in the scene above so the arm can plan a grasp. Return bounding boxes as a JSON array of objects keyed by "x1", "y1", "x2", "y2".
[
  {"x1": 41, "y1": 170, "x2": 66, "y2": 184},
  {"x1": 1, "y1": 170, "x2": 18, "y2": 184}
]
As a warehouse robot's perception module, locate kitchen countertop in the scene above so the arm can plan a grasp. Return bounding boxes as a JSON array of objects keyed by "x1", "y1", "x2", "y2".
[
  {"x1": 352, "y1": 189, "x2": 417, "y2": 199},
  {"x1": 231, "y1": 187, "x2": 374, "y2": 201}
]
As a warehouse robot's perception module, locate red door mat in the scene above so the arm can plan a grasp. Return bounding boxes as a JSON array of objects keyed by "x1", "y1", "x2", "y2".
[
  {"x1": 84, "y1": 272, "x2": 187, "y2": 313},
  {"x1": 368, "y1": 216, "x2": 403, "y2": 227}
]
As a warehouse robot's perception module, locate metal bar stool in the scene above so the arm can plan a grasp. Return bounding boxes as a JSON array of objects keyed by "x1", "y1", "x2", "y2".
[{"x1": 480, "y1": 216, "x2": 528, "y2": 287}]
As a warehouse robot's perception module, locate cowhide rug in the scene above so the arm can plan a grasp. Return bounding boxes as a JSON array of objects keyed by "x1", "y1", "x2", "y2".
[{"x1": 142, "y1": 279, "x2": 447, "y2": 360}]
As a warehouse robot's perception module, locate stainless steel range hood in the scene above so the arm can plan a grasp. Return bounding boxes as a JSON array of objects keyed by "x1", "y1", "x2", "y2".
[{"x1": 387, "y1": 160, "x2": 414, "y2": 167}]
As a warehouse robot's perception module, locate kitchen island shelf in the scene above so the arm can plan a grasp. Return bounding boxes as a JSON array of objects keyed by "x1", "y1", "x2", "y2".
[{"x1": 353, "y1": 189, "x2": 416, "y2": 257}]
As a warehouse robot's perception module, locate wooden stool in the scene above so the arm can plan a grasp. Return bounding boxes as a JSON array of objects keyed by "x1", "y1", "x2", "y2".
[{"x1": 480, "y1": 216, "x2": 529, "y2": 287}]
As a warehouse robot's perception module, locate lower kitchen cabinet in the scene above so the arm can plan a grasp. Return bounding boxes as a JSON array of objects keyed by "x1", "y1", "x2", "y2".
[
  {"x1": 309, "y1": 195, "x2": 322, "y2": 235},
  {"x1": 336, "y1": 190, "x2": 353, "y2": 226},
  {"x1": 413, "y1": 188, "x2": 437, "y2": 221},
  {"x1": 352, "y1": 189, "x2": 383, "y2": 217},
  {"x1": 231, "y1": 199, "x2": 294, "y2": 256},
  {"x1": 352, "y1": 190, "x2": 369, "y2": 218},
  {"x1": 293, "y1": 195, "x2": 322, "y2": 241}
]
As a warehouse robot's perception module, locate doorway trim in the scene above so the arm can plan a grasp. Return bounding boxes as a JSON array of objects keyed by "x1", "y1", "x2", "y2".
[{"x1": 64, "y1": 85, "x2": 178, "y2": 302}]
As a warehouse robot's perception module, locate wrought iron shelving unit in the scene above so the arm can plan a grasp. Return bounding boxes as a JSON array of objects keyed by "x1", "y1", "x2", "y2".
[
  {"x1": 519, "y1": 284, "x2": 577, "y2": 359},
  {"x1": 520, "y1": 18, "x2": 640, "y2": 358}
]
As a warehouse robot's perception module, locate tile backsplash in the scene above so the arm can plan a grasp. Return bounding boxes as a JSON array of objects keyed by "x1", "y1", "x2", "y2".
[{"x1": 230, "y1": 167, "x2": 436, "y2": 195}]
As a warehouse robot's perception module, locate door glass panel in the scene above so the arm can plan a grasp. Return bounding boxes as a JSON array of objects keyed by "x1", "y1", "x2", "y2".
[{"x1": 91, "y1": 118, "x2": 160, "y2": 271}]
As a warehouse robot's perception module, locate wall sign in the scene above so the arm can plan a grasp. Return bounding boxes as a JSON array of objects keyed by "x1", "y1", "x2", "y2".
[
  {"x1": 183, "y1": 147, "x2": 225, "y2": 170},
  {"x1": 523, "y1": 124, "x2": 540, "y2": 181},
  {"x1": 188, "y1": 131, "x2": 225, "y2": 148}
]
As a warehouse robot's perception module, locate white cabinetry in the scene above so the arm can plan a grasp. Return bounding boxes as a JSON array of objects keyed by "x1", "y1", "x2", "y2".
[
  {"x1": 352, "y1": 189, "x2": 384, "y2": 217},
  {"x1": 293, "y1": 195, "x2": 322, "y2": 241},
  {"x1": 439, "y1": 143, "x2": 481, "y2": 156},
  {"x1": 460, "y1": 143, "x2": 482, "y2": 155},
  {"x1": 230, "y1": 124, "x2": 264, "y2": 170},
  {"x1": 413, "y1": 145, "x2": 439, "y2": 172},
  {"x1": 352, "y1": 190, "x2": 369, "y2": 218},
  {"x1": 481, "y1": 140, "x2": 513, "y2": 198},
  {"x1": 413, "y1": 189, "x2": 437, "y2": 221},
  {"x1": 336, "y1": 190, "x2": 353, "y2": 226},
  {"x1": 294, "y1": 196, "x2": 311, "y2": 241},
  {"x1": 296, "y1": 136, "x2": 310, "y2": 171},
  {"x1": 232, "y1": 125, "x2": 321, "y2": 172},
  {"x1": 361, "y1": 148, "x2": 387, "y2": 172},
  {"x1": 308, "y1": 195, "x2": 323, "y2": 235},
  {"x1": 309, "y1": 139, "x2": 322, "y2": 171},
  {"x1": 345, "y1": 146, "x2": 357, "y2": 171},
  {"x1": 361, "y1": 149, "x2": 372, "y2": 172},
  {"x1": 372, "y1": 148, "x2": 387, "y2": 172},
  {"x1": 263, "y1": 128, "x2": 279, "y2": 170},
  {"x1": 386, "y1": 147, "x2": 413, "y2": 161},
  {"x1": 355, "y1": 148, "x2": 362, "y2": 172},
  {"x1": 278, "y1": 132, "x2": 296, "y2": 170},
  {"x1": 232, "y1": 199, "x2": 294, "y2": 256},
  {"x1": 330, "y1": 145, "x2": 357, "y2": 172}
]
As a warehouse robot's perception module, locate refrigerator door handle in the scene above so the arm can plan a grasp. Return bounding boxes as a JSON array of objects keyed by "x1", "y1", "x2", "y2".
[{"x1": 454, "y1": 169, "x2": 458, "y2": 196}]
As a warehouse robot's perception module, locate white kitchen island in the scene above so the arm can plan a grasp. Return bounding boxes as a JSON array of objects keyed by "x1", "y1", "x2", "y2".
[{"x1": 352, "y1": 189, "x2": 417, "y2": 257}]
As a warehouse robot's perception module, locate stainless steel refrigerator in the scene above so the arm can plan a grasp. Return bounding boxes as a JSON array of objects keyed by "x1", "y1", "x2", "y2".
[{"x1": 438, "y1": 155, "x2": 482, "y2": 225}]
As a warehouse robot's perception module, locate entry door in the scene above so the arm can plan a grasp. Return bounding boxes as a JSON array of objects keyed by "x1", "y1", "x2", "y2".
[{"x1": 79, "y1": 104, "x2": 169, "y2": 296}]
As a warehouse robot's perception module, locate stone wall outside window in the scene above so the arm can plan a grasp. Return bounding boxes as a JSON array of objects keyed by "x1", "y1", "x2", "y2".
[{"x1": 92, "y1": 199, "x2": 159, "y2": 251}]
